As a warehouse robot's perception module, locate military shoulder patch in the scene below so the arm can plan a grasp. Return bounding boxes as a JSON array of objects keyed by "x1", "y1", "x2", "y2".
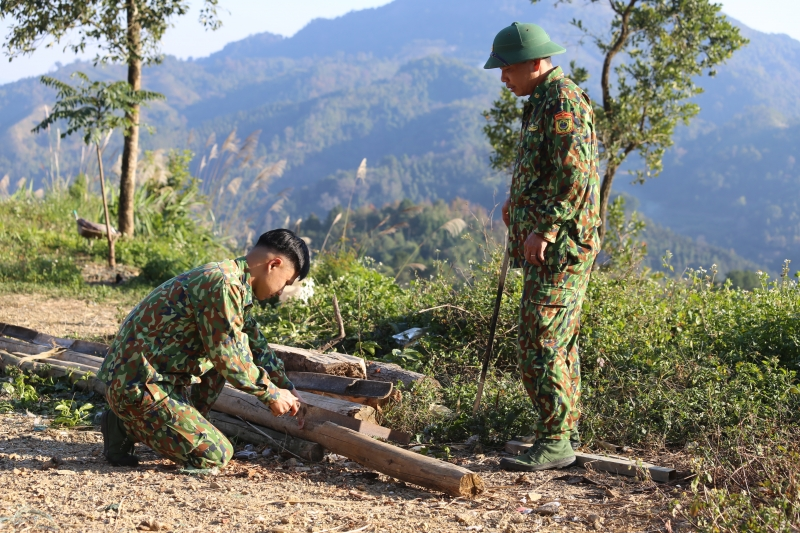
[{"x1": 554, "y1": 111, "x2": 574, "y2": 135}]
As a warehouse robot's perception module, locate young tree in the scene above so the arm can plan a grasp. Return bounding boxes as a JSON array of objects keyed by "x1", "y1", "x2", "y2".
[
  {"x1": 484, "y1": 0, "x2": 747, "y2": 242},
  {"x1": 33, "y1": 72, "x2": 164, "y2": 267},
  {"x1": 1, "y1": 0, "x2": 221, "y2": 237}
]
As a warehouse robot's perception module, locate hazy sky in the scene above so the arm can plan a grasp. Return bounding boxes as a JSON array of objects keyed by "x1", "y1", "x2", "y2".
[{"x1": 1, "y1": 0, "x2": 798, "y2": 85}]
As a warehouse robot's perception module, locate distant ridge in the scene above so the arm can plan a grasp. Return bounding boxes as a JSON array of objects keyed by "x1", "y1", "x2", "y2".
[{"x1": 0, "y1": 0, "x2": 798, "y2": 273}]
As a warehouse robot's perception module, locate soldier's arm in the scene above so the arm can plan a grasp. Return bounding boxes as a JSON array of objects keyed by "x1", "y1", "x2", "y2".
[
  {"x1": 535, "y1": 96, "x2": 594, "y2": 243},
  {"x1": 195, "y1": 277, "x2": 283, "y2": 405},
  {"x1": 243, "y1": 314, "x2": 295, "y2": 391}
]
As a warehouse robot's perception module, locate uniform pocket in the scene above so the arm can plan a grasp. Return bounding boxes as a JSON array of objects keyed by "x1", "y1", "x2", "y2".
[{"x1": 524, "y1": 284, "x2": 574, "y2": 308}]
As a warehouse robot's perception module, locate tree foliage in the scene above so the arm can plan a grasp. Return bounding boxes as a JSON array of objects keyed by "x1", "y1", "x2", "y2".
[
  {"x1": 33, "y1": 72, "x2": 163, "y2": 267},
  {"x1": 0, "y1": 0, "x2": 220, "y2": 62},
  {"x1": 33, "y1": 73, "x2": 163, "y2": 144},
  {"x1": 1, "y1": 0, "x2": 222, "y2": 237}
]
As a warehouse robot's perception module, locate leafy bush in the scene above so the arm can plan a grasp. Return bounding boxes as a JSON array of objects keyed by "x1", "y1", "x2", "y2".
[{"x1": 0, "y1": 256, "x2": 83, "y2": 286}]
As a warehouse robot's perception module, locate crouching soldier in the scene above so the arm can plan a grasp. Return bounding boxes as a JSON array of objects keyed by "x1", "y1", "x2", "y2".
[{"x1": 96, "y1": 229, "x2": 310, "y2": 473}]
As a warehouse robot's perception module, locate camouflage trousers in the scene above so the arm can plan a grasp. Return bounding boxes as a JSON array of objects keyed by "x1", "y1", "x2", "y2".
[
  {"x1": 106, "y1": 370, "x2": 233, "y2": 469},
  {"x1": 517, "y1": 260, "x2": 591, "y2": 441}
]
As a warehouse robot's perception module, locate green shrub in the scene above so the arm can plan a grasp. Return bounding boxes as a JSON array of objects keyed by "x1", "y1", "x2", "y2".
[{"x1": 0, "y1": 256, "x2": 83, "y2": 286}]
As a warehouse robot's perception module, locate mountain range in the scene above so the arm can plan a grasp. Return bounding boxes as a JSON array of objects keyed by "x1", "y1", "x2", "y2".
[{"x1": 1, "y1": 0, "x2": 798, "y2": 275}]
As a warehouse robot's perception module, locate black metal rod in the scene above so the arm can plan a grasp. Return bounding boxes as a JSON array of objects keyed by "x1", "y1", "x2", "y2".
[{"x1": 472, "y1": 247, "x2": 510, "y2": 414}]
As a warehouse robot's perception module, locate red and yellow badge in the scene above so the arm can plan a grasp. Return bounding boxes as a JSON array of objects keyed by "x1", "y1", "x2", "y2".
[{"x1": 554, "y1": 111, "x2": 575, "y2": 135}]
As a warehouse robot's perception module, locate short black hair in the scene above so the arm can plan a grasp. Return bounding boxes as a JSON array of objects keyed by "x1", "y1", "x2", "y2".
[{"x1": 254, "y1": 229, "x2": 310, "y2": 281}]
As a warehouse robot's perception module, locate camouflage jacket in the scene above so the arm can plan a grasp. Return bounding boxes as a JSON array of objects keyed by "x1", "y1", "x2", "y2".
[
  {"x1": 508, "y1": 66, "x2": 601, "y2": 272},
  {"x1": 98, "y1": 257, "x2": 293, "y2": 406}
]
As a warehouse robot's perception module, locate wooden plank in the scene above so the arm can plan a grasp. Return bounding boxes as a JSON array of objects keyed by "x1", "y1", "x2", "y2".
[
  {"x1": 366, "y1": 360, "x2": 439, "y2": 390},
  {"x1": 504, "y1": 440, "x2": 676, "y2": 482},
  {"x1": 212, "y1": 386, "x2": 411, "y2": 444},
  {"x1": 25, "y1": 341, "x2": 380, "y2": 424},
  {"x1": 576, "y1": 452, "x2": 677, "y2": 483},
  {"x1": 207, "y1": 411, "x2": 326, "y2": 462},
  {"x1": 0, "y1": 350, "x2": 106, "y2": 396},
  {"x1": 0, "y1": 337, "x2": 104, "y2": 369},
  {"x1": 271, "y1": 344, "x2": 367, "y2": 378},
  {"x1": 0, "y1": 322, "x2": 39, "y2": 342},
  {"x1": 286, "y1": 371, "x2": 393, "y2": 401},
  {"x1": 315, "y1": 422, "x2": 484, "y2": 498},
  {"x1": 2, "y1": 322, "x2": 369, "y2": 380},
  {"x1": 67, "y1": 340, "x2": 109, "y2": 357}
]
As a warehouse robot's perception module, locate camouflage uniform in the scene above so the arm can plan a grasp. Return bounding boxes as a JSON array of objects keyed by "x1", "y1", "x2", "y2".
[
  {"x1": 507, "y1": 66, "x2": 601, "y2": 441},
  {"x1": 97, "y1": 257, "x2": 294, "y2": 469}
]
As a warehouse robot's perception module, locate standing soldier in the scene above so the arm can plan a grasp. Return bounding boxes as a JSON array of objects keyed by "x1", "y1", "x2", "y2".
[
  {"x1": 485, "y1": 22, "x2": 601, "y2": 471},
  {"x1": 97, "y1": 229, "x2": 310, "y2": 473}
]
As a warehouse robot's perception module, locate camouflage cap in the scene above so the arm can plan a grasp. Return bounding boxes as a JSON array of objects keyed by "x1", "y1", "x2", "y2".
[{"x1": 484, "y1": 22, "x2": 566, "y2": 69}]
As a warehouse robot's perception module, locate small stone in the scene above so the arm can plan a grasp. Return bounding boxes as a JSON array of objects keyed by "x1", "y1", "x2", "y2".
[
  {"x1": 285, "y1": 458, "x2": 299, "y2": 467},
  {"x1": 587, "y1": 513, "x2": 604, "y2": 530},
  {"x1": 457, "y1": 512, "x2": 478, "y2": 526},
  {"x1": 534, "y1": 502, "x2": 561, "y2": 516},
  {"x1": 209, "y1": 481, "x2": 223, "y2": 490},
  {"x1": 137, "y1": 518, "x2": 167, "y2": 531}
]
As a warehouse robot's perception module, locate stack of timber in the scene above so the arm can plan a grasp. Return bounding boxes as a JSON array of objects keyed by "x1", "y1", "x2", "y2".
[{"x1": 0, "y1": 322, "x2": 481, "y2": 497}]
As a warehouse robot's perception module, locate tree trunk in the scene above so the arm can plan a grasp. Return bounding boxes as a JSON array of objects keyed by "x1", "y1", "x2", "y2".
[
  {"x1": 118, "y1": 0, "x2": 142, "y2": 237},
  {"x1": 597, "y1": 162, "x2": 618, "y2": 245},
  {"x1": 96, "y1": 144, "x2": 116, "y2": 268}
]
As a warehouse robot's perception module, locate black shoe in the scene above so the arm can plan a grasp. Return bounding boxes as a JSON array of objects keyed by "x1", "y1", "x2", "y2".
[{"x1": 99, "y1": 410, "x2": 140, "y2": 467}]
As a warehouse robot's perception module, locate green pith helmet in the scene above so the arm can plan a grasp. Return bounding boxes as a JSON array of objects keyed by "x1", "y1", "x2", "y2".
[{"x1": 484, "y1": 22, "x2": 566, "y2": 69}]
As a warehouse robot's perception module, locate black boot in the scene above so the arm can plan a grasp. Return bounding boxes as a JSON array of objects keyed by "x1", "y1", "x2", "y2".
[{"x1": 99, "y1": 410, "x2": 140, "y2": 467}]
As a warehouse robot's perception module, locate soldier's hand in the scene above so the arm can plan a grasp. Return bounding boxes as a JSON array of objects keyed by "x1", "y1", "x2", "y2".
[
  {"x1": 290, "y1": 388, "x2": 306, "y2": 404},
  {"x1": 502, "y1": 198, "x2": 511, "y2": 227},
  {"x1": 270, "y1": 388, "x2": 300, "y2": 417},
  {"x1": 524, "y1": 232, "x2": 548, "y2": 266}
]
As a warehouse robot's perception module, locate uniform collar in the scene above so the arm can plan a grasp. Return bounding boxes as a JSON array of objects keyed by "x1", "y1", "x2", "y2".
[
  {"x1": 235, "y1": 256, "x2": 254, "y2": 308},
  {"x1": 529, "y1": 66, "x2": 564, "y2": 103}
]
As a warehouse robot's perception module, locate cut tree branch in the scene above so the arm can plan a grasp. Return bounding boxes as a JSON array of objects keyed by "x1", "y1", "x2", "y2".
[{"x1": 318, "y1": 294, "x2": 346, "y2": 352}]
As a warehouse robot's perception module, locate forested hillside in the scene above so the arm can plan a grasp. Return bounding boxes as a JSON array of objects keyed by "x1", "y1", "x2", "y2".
[{"x1": 1, "y1": 0, "x2": 799, "y2": 274}]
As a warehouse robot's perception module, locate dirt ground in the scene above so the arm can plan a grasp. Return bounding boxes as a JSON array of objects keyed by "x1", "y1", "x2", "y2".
[
  {"x1": 0, "y1": 293, "x2": 126, "y2": 341},
  {"x1": 0, "y1": 297, "x2": 692, "y2": 533}
]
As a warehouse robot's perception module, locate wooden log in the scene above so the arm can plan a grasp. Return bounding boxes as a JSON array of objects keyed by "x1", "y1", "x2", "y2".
[
  {"x1": 0, "y1": 337, "x2": 105, "y2": 369},
  {"x1": 271, "y1": 344, "x2": 366, "y2": 378},
  {"x1": 207, "y1": 411, "x2": 326, "y2": 462},
  {"x1": 504, "y1": 441, "x2": 676, "y2": 483},
  {"x1": 575, "y1": 452, "x2": 677, "y2": 483},
  {"x1": 0, "y1": 323, "x2": 109, "y2": 357},
  {"x1": 36, "y1": 344, "x2": 380, "y2": 424},
  {"x1": 1, "y1": 323, "x2": 368, "y2": 379},
  {"x1": 0, "y1": 350, "x2": 106, "y2": 396},
  {"x1": 265, "y1": 387, "x2": 377, "y2": 423},
  {"x1": 287, "y1": 371, "x2": 393, "y2": 406},
  {"x1": 366, "y1": 360, "x2": 440, "y2": 390},
  {"x1": 315, "y1": 422, "x2": 484, "y2": 498},
  {"x1": 212, "y1": 386, "x2": 411, "y2": 444}
]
